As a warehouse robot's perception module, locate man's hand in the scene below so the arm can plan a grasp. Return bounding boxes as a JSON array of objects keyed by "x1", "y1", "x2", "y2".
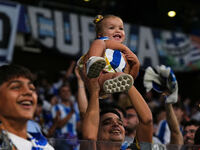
[
  {"x1": 144, "y1": 65, "x2": 178, "y2": 104},
  {"x1": 156, "y1": 65, "x2": 178, "y2": 104},
  {"x1": 75, "y1": 66, "x2": 82, "y2": 80}
]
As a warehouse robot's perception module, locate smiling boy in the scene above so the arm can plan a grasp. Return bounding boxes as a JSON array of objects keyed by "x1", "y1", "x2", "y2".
[{"x1": 0, "y1": 64, "x2": 54, "y2": 150}]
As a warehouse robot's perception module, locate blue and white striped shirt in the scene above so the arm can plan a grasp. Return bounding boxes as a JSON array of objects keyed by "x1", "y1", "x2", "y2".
[
  {"x1": 51, "y1": 103, "x2": 80, "y2": 138},
  {"x1": 98, "y1": 37, "x2": 126, "y2": 73}
]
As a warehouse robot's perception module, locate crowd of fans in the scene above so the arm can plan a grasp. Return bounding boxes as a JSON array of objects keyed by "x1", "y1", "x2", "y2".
[
  {"x1": 0, "y1": 61, "x2": 200, "y2": 150},
  {"x1": 0, "y1": 10, "x2": 199, "y2": 149},
  {"x1": 1, "y1": 14, "x2": 199, "y2": 150},
  {"x1": 23, "y1": 60, "x2": 200, "y2": 149}
]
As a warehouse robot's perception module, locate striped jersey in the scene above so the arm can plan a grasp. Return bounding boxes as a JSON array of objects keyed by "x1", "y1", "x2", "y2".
[
  {"x1": 98, "y1": 37, "x2": 127, "y2": 73},
  {"x1": 51, "y1": 103, "x2": 80, "y2": 138}
]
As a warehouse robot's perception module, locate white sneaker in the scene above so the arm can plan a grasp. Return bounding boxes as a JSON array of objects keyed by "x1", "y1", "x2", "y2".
[
  {"x1": 86, "y1": 56, "x2": 106, "y2": 78},
  {"x1": 103, "y1": 74, "x2": 134, "y2": 94}
]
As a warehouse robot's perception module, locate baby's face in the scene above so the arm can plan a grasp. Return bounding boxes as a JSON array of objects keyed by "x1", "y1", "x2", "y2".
[{"x1": 100, "y1": 17, "x2": 125, "y2": 43}]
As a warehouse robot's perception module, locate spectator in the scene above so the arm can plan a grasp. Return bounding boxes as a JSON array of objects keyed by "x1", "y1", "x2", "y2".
[
  {"x1": 194, "y1": 126, "x2": 200, "y2": 145},
  {"x1": 49, "y1": 60, "x2": 76, "y2": 96},
  {"x1": 152, "y1": 105, "x2": 166, "y2": 135},
  {"x1": 124, "y1": 106, "x2": 139, "y2": 146},
  {"x1": 81, "y1": 74, "x2": 153, "y2": 150},
  {"x1": 99, "y1": 102, "x2": 127, "y2": 125},
  {"x1": 27, "y1": 97, "x2": 55, "y2": 137},
  {"x1": 74, "y1": 66, "x2": 88, "y2": 120},
  {"x1": 51, "y1": 82, "x2": 81, "y2": 149},
  {"x1": 155, "y1": 103, "x2": 184, "y2": 144},
  {"x1": 0, "y1": 64, "x2": 54, "y2": 150},
  {"x1": 144, "y1": 65, "x2": 183, "y2": 145},
  {"x1": 27, "y1": 98, "x2": 43, "y2": 134},
  {"x1": 183, "y1": 120, "x2": 200, "y2": 145},
  {"x1": 191, "y1": 101, "x2": 200, "y2": 122},
  {"x1": 165, "y1": 102, "x2": 183, "y2": 145}
]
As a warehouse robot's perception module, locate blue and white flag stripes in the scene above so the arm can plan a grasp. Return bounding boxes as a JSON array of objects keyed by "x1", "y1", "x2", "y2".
[{"x1": 0, "y1": 2, "x2": 20, "y2": 65}]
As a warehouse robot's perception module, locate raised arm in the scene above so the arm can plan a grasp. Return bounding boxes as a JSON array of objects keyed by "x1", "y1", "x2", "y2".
[
  {"x1": 165, "y1": 102, "x2": 183, "y2": 145},
  {"x1": 143, "y1": 65, "x2": 182, "y2": 145},
  {"x1": 82, "y1": 77, "x2": 100, "y2": 140},
  {"x1": 157, "y1": 65, "x2": 183, "y2": 145},
  {"x1": 127, "y1": 86, "x2": 153, "y2": 143},
  {"x1": 75, "y1": 66, "x2": 88, "y2": 120},
  {"x1": 64, "y1": 60, "x2": 76, "y2": 79}
]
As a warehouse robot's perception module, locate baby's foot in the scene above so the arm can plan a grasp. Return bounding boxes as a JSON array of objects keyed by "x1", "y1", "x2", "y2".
[
  {"x1": 86, "y1": 56, "x2": 106, "y2": 78},
  {"x1": 103, "y1": 74, "x2": 134, "y2": 94}
]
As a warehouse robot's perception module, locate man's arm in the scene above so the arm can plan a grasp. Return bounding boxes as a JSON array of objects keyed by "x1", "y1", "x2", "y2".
[
  {"x1": 80, "y1": 77, "x2": 99, "y2": 150},
  {"x1": 165, "y1": 103, "x2": 183, "y2": 145},
  {"x1": 128, "y1": 86, "x2": 153, "y2": 143},
  {"x1": 75, "y1": 66, "x2": 88, "y2": 120},
  {"x1": 81, "y1": 77, "x2": 100, "y2": 140},
  {"x1": 64, "y1": 60, "x2": 76, "y2": 79},
  {"x1": 158, "y1": 65, "x2": 183, "y2": 145}
]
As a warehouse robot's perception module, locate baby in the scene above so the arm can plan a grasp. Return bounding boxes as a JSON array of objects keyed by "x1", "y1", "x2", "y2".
[{"x1": 77, "y1": 15, "x2": 140, "y2": 97}]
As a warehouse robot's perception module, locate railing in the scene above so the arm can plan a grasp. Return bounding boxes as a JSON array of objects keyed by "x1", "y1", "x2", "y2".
[
  {"x1": 47, "y1": 139, "x2": 200, "y2": 150},
  {"x1": 1, "y1": 139, "x2": 200, "y2": 150}
]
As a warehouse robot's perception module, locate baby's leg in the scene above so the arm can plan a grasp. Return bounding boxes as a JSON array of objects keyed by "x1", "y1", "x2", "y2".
[
  {"x1": 86, "y1": 56, "x2": 106, "y2": 78},
  {"x1": 86, "y1": 40, "x2": 107, "y2": 78},
  {"x1": 88, "y1": 39, "x2": 106, "y2": 58},
  {"x1": 99, "y1": 72, "x2": 134, "y2": 94}
]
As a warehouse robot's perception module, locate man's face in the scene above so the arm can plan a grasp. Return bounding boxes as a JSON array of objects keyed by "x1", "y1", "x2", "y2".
[
  {"x1": 0, "y1": 77, "x2": 37, "y2": 121},
  {"x1": 60, "y1": 85, "x2": 71, "y2": 101},
  {"x1": 98, "y1": 112, "x2": 125, "y2": 142},
  {"x1": 184, "y1": 125, "x2": 199, "y2": 144},
  {"x1": 125, "y1": 109, "x2": 139, "y2": 132}
]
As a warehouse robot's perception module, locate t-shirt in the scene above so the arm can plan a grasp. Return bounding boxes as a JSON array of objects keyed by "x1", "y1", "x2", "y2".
[
  {"x1": 27, "y1": 120, "x2": 42, "y2": 133},
  {"x1": 77, "y1": 36, "x2": 127, "y2": 74},
  {"x1": 98, "y1": 36, "x2": 127, "y2": 73},
  {"x1": 156, "y1": 120, "x2": 170, "y2": 144},
  {"x1": 51, "y1": 103, "x2": 80, "y2": 138},
  {"x1": 7, "y1": 132, "x2": 54, "y2": 150}
]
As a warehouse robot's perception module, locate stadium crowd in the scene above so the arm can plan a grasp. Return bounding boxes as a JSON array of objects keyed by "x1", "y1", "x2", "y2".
[{"x1": 13, "y1": 60, "x2": 200, "y2": 149}]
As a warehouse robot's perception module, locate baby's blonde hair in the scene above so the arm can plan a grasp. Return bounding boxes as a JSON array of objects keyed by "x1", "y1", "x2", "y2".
[{"x1": 93, "y1": 14, "x2": 122, "y2": 37}]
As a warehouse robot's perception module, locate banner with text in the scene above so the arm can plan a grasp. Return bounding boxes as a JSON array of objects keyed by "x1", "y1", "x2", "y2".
[
  {"x1": 0, "y1": 2, "x2": 20, "y2": 65},
  {"x1": 3, "y1": 2, "x2": 200, "y2": 71}
]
